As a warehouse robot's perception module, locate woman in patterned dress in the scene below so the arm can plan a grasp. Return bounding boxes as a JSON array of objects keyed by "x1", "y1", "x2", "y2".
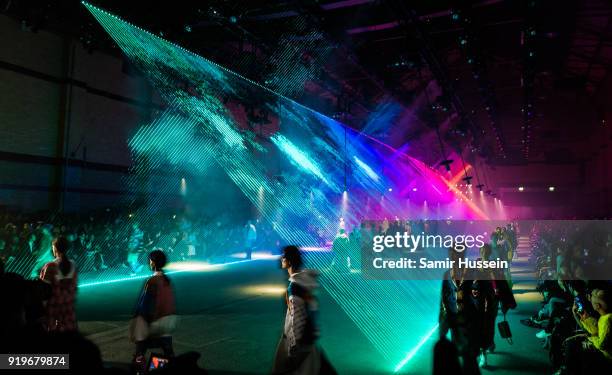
[{"x1": 39, "y1": 236, "x2": 78, "y2": 332}]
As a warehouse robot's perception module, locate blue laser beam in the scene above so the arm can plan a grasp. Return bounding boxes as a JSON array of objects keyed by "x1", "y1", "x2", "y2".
[{"x1": 353, "y1": 156, "x2": 380, "y2": 182}]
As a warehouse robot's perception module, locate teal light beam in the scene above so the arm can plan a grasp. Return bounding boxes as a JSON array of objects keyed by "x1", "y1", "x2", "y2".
[
  {"x1": 82, "y1": 3, "x2": 447, "y2": 370},
  {"x1": 270, "y1": 134, "x2": 331, "y2": 187},
  {"x1": 79, "y1": 259, "x2": 258, "y2": 288},
  {"x1": 393, "y1": 323, "x2": 439, "y2": 373}
]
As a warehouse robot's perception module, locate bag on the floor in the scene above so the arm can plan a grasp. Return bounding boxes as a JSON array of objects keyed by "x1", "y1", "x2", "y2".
[{"x1": 498, "y1": 313, "x2": 513, "y2": 344}]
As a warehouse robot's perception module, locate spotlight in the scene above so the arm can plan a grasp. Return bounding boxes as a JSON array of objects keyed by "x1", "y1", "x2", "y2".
[
  {"x1": 184, "y1": 25, "x2": 192, "y2": 32},
  {"x1": 208, "y1": 7, "x2": 220, "y2": 17},
  {"x1": 388, "y1": 188, "x2": 393, "y2": 192},
  {"x1": 518, "y1": 186, "x2": 524, "y2": 191},
  {"x1": 548, "y1": 186, "x2": 555, "y2": 192},
  {"x1": 412, "y1": 187, "x2": 418, "y2": 192},
  {"x1": 180, "y1": 177, "x2": 187, "y2": 195}
]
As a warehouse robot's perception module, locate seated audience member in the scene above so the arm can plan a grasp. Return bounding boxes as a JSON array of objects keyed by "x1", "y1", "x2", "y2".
[
  {"x1": 127, "y1": 222, "x2": 145, "y2": 275},
  {"x1": 557, "y1": 288, "x2": 612, "y2": 374},
  {"x1": 0, "y1": 238, "x2": 6, "y2": 262}
]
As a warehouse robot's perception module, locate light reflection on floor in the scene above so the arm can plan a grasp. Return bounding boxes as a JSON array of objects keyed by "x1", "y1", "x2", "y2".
[{"x1": 237, "y1": 284, "x2": 287, "y2": 297}]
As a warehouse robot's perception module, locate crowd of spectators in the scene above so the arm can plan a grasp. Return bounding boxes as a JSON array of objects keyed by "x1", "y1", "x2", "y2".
[
  {"x1": 0, "y1": 207, "x2": 281, "y2": 279},
  {"x1": 521, "y1": 222, "x2": 612, "y2": 374},
  {"x1": 3, "y1": 209, "x2": 611, "y2": 374},
  {"x1": 0, "y1": 250, "x2": 207, "y2": 374},
  {"x1": 1, "y1": 204, "x2": 277, "y2": 374}
]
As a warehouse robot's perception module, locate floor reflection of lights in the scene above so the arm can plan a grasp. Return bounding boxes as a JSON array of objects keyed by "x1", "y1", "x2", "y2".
[{"x1": 238, "y1": 284, "x2": 286, "y2": 297}]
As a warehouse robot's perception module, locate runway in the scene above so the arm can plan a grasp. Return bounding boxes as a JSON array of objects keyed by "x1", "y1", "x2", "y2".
[
  {"x1": 77, "y1": 255, "x2": 392, "y2": 374},
  {"x1": 77, "y1": 240, "x2": 551, "y2": 374}
]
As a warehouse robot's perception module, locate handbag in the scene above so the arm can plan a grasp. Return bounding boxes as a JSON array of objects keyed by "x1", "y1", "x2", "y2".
[
  {"x1": 128, "y1": 315, "x2": 149, "y2": 343},
  {"x1": 129, "y1": 315, "x2": 179, "y2": 343},
  {"x1": 149, "y1": 315, "x2": 179, "y2": 337},
  {"x1": 497, "y1": 313, "x2": 513, "y2": 344}
]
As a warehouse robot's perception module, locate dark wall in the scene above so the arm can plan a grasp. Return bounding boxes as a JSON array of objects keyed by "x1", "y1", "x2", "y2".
[{"x1": 0, "y1": 14, "x2": 159, "y2": 212}]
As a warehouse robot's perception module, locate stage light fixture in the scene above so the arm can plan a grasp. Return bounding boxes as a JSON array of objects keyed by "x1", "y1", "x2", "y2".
[
  {"x1": 462, "y1": 176, "x2": 473, "y2": 185},
  {"x1": 518, "y1": 186, "x2": 524, "y2": 191},
  {"x1": 548, "y1": 186, "x2": 555, "y2": 192},
  {"x1": 476, "y1": 183, "x2": 484, "y2": 191},
  {"x1": 208, "y1": 6, "x2": 220, "y2": 17},
  {"x1": 439, "y1": 159, "x2": 453, "y2": 172}
]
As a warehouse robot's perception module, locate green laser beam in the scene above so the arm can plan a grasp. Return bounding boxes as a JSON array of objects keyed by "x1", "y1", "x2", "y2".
[
  {"x1": 82, "y1": 3, "x2": 445, "y2": 369},
  {"x1": 394, "y1": 323, "x2": 439, "y2": 373},
  {"x1": 79, "y1": 259, "x2": 258, "y2": 288}
]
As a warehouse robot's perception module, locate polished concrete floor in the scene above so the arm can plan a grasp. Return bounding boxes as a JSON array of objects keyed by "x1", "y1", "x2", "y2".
[{"x1": 77, "y1": 238, "x2": 551, "y2": 374}]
